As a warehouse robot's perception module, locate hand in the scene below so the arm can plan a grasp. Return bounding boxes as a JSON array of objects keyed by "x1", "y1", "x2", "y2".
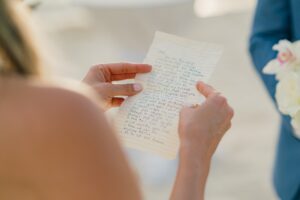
[
  {"x1": 179, "y1": 82, "x2": 234, "y2": 163},
  {"x1": 171, "y1": 85, "x2": 233, "y2": 200},
  {"x1": 83, "y1": 63, "x2": 152, "y2": 110}
]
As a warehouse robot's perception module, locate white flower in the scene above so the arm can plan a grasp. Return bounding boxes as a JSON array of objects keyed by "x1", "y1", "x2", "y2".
[
  {"x1": 263, "y1": 59, "x2": 282, "y2": 75},
  {"x1": 263, "y1": 40, "x2": 300, "y2": 78},
  {"x1": 274, "y1": 40, "x2": 296, "y2": 64},
  {"x1": 263, "y1": 40, "x2": 300, "y2": 138},
  {"x1": 275, "y1": 71, "x2": 300, "y2": 116},
  {"x1": 293, "y1": 41, "x2": 300, "y2": 59}
]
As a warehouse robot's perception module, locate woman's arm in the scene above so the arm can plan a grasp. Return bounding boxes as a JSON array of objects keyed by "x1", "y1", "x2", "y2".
[
  {"x1": 170, "y1": 150, "x2": 210, "y2": 200},
  {"x1": 171, "y1": 82, "x2": 234, "y2": 200}
]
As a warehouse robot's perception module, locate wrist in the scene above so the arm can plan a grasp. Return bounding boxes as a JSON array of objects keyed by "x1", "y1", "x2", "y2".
[
  {"x1": 179, "y1": 143, "x2": 211, "y2": 177},
  {"x1": 179, "y1": 147, "x2": 211, "y2": 170},
  {"x1": 177, "y1": 147, "x2": 211, "y2": 199},
  {"x1": 179, "y1": 137, "x2": 212, "y2": 162}
]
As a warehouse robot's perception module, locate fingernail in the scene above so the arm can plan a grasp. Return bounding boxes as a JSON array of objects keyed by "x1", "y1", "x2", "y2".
[
  {"x1": 145, "y1": 64, "x2": 152, "y2": 71},
  {"x1": 133, "y1": 83, "x2": 143, "y2": 92},
  {"x1": 197, "y1": 81, "x2": 205, "y2": 87}
]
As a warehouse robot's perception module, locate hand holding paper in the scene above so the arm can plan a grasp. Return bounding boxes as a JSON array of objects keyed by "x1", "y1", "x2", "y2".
[{"x1": 115, "y1": 32, "x2": 223, "y2": 159}]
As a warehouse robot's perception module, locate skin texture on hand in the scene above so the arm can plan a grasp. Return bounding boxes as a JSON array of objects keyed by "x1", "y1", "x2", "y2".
[
  {"x1": 171, "y1": 82, "x2": 234, "y2": 200},
  {"x1": 82, "y1": 63, "x2": 152, "y2": 110},
  {"x1": 179, "y1": 82, "x2": 234, "y2": 160}
]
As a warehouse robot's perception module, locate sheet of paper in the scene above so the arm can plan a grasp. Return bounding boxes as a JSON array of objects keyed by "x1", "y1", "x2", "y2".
[{"x1": 115, "y1": 31, "x2": 223, "y2": 159}]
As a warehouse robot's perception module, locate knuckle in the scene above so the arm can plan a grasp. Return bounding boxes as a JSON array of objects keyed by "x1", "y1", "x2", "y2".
[
  {"x1": 96, "y1": 83, "x2": 110, "y2": 92},
  {"x1": 219, "y1": 95, "x2": 227, "y2": 104},
  {"x1": 225, "y1": 122, "x2": 232, "y2": 132},
  {"x1": 120, "y1": 63, "x2": 130, "y2": 73},
  {"x1": 228, "y1": 107, "x2": 234, "y2": 119},
  {"x1": 209, "y1": 93, "x2": 219, "y2": 100},
  {"x1": 91, "y1": 64, "x2": 102, "y2": 72},
  {"x1": 228, "y1": 122, "x2": 232, "y2": 129},
  {"x1": 212, "y1": 94, "x2": 227, "y2": 106},
  {"x1": 101, "y1": 82, "x2": 111, "y2": 88},
  {"x1": 125, "y1": 84, "x2": 134, "y2": 94}
]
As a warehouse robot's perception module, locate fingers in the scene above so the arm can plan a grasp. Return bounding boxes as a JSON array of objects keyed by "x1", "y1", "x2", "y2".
[
  {"x1": 196, "y1": 82, "x2": 232, "y2": 114},
  {"x1": 207, "y1": 94, "x2": 234, "y2": 117},
  {"x1": 195, "y1": 81, "x2": 225, "y2": 108},
  {"x1": 102, "y1": 63, "x2": 152, "y2": 75},
  {"x1": 111, "y1": 98, "x2": 125, "y2": 107},
  {"x1": 196, "y1": 81, "x2": 218, "y2": 98},
  {"x1": 210, "y1": 95, "x2": 234, "y2": 131},
  {"x1": 209, "y1": 93, "x2": 228, "y2": 107},
  {"x1": 226, "y1": 105, "x2": 235, "y2": 121},
  {"x1": 195, "y1": 82, "x2": 234, "y2": 126},
  {"x1": 111, "y1": 73, "x2": 136, "y2": 81},
  {"x1": 103, "y1": 83, "x2": 143, "y2": 97}
]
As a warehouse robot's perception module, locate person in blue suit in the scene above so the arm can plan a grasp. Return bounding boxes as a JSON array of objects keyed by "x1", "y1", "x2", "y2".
[{"x1": 249, "y1": 0, "x2": 300, "y2": 199}]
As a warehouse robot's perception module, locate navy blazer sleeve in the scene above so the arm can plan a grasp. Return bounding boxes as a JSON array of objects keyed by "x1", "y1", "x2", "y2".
[{"x1": 249, "y1": 0, "x2": 292, "y2": 102}]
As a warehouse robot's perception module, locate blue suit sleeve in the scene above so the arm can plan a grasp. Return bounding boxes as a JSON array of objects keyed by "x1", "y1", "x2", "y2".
[{"x1": 249, "y1": 0, "x2": 292, "y2": 102}]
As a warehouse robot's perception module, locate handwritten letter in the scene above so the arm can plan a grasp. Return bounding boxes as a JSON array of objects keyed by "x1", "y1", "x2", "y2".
[{"x1": 115, "y1": 32, "x2": 223, "y2": 159}]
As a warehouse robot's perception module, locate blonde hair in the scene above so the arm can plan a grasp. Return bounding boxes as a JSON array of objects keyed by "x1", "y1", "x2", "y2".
[{"x1": 0, "y1": 0, "x2": 41, "y2": 77}]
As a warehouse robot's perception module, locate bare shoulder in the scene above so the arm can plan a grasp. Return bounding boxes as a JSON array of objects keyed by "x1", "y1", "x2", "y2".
[
  {"x1": 0, "y1": 78, "x2": 109, "y2": 153},
  {"x1": 25, "y1": 79, "x2": 102, "y2": 115},
  {"x1": 0, "y1": 78, "x2": 141, "y2": 199},
  {"x1": 2, "y1": 78, "x2": 104, "y2": 126}
]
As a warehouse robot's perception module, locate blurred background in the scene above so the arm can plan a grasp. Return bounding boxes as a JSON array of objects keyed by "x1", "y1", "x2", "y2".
[{"x1": 27, "y1": 0, "x2": 279, "y2": 199}]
